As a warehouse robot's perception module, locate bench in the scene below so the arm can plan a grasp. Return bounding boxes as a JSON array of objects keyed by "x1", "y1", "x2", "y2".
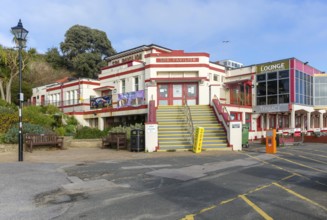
[
  {"x1": 25, "y1": 133, "x2": 64, "y2": 152},
  {"x1": 102, "y1": 132, "x2": 127, "y2": 150}
]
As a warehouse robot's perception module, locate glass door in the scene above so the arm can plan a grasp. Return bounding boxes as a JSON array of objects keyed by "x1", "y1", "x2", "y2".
[
  {"x1": 185, "y1": 84, "x2": 197, "y2": 105},
  {"x1": 172, "y1": 84, "x2": 183, "y2": 105},
  {"x1": 158, "y1": 84, "x2": 169, "y2": 105}
]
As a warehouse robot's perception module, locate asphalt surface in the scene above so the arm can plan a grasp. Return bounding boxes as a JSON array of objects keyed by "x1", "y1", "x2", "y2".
[{"x1": 0, "y1": 143, "x2": 326, "y2": 220}]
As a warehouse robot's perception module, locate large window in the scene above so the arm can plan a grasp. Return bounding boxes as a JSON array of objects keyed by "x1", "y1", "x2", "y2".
[
  {"x1": 256, "y1": 70, "x2": 289, "y2": 105},
  {"x1": 314, "y1": 75, "x2": 327, "y2": 105},
  {"x1": 295, "y1": 70, "x2": 313, "y2": 105}
]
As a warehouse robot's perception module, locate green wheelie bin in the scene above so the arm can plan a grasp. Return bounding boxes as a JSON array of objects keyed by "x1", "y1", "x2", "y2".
[{"x1": 242, "y1": 124, "x2": 249, "y2": 148}]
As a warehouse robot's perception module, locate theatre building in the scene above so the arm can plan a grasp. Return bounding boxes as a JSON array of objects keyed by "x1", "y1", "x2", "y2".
[{"x1": 31, "y1": 45, "x2": 327, "y2": 152}]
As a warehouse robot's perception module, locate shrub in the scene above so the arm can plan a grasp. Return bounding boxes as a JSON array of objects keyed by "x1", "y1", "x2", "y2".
[
  {"x1": 109, "y1": 123, "x2": 144, "y2": 140},
  {"x1": 42, "y1": 105, "x2": 61, "y2": 115},
  {"x1": 4, "y1": 123, "x2": 54, "y2": 144},
  {"x1": 74, "y1": 126, "x2": 107, "y2": 139},
  {"x1": 23, "y1": 106, "x2": 55, "y2": 128},
  {"x1": 0, "y1": 99, "x2": 17, "y2": 110},
  {"x1": 55, "y1": 127, "x2": 65, "y2": 136},
  {"x1": 0, "y1": 108, "x2": 19, "y2": 133}
]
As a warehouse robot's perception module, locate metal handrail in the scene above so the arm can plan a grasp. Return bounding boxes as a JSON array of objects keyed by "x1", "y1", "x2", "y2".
[{"x1": 183, "y1": 96, "x2": 194, "y2": 145}]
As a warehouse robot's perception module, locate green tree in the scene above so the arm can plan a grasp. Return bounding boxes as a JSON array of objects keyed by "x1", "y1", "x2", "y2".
[
  {"x1": 45, "y1": 47, "x2": 65, "y2": 69},
  {"x1": 0, "y1": 45, "x2": 34, "y2": 103},
  {"x1": 60, "y1": 25, "x2": 116, "y2": 78}
]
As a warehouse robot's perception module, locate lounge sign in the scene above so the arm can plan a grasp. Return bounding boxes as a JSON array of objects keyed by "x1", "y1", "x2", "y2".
[{"x1": 257, "y1": 60, "x2": 289, "y2": 74}]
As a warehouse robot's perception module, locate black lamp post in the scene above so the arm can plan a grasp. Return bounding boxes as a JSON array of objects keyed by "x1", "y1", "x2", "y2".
[{"x1": 11, "y1": 19, "x2": 28, "y2": 162}]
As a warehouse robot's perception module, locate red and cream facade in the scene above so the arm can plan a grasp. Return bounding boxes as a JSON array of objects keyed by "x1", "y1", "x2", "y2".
[
  {"x1": 31, "y1": 44, "x2": 327, "y2": 146},
  {"x1": 31, "y1": 44, "x2": 226, "y2": 129}
]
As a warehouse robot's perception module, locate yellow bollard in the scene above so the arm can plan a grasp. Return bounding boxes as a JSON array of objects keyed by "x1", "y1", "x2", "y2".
[{"x1": 193, "y1": 127, "x2": 204, "y2": 153}]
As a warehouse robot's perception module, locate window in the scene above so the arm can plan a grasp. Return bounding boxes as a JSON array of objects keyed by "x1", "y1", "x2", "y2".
[
  {"x1": 257, "y1": 74, "x2": 266, "y2": 81},
  {"x1": 134, "y1": 76, "x2": 139, "y2": 91},
  {"x1": 295, "y1": 71, "x2": 313, "y2": 105},
  {"x1": 121, "y1": 79, "x2": 126, "y2": 93},
  {"x1": 213, "y1": 74, "x2": 219, "y2": 81},
  {"x1": 256, "y1": 70, "x2": 290, "y2": 105}
]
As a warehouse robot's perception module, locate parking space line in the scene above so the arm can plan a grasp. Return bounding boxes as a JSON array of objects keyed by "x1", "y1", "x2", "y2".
[
  {"x1": 242, "y1": 152, "x2": 327, "y2": 187},
  {"x1": 241, "y1": 152, "x2": 304, "y2": 178},
  {"x1": 274, "y1": 156, "x2": 326, "y2": 173},
  {"x1": 286, "y1": 149, "x2": 327, "y2": 158},
  {"x1": 298, "y1": 155, "x2": 327, "y2": 165},
  {"x1": 278, "y1": 151, "x2": 327, "y2": 165},
  {"x1": 272, "y1": 182, "x2": 327, "y2": 212},
  {"x1": 179, "y1": 174, "x2": 295, "y2": 220},
  {"x1": 239, "y1": 194, "x2": 273, "y2": 220}
]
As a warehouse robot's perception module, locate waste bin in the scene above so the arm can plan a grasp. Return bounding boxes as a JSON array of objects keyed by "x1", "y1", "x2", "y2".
[
  {"x1": 242, "y1": 124, "x2": 249, "y2": 148},
  {"x1": 130, "y1": 129, "x2": 145, "y2": 152}
]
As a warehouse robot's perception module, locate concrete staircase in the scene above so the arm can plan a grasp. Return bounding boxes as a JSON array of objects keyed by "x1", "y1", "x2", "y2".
[
  {"x1": 189, "y1": 105, "x2": 228, "y2": 150},
  {"x1": 157, "y1": 105, "x2": 229, "y2": 152},
  {"x1": 157, "y1": 106, "x2": 192, "y2": 151}
]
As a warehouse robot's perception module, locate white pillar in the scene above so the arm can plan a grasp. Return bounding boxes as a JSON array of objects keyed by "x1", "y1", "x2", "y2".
[
  {"x1": 307, "y1": 112, "x2": 311, "y2": 130},
  {"x1": 98, "y1": 117, "x2": 104, "y2": 131},
  {"x1": 276, "y1": 114, "x2": 279, "y2": 129},
  {"x1": 301, "y1": 114, "x2": 305, "y2": 130},
  {"x1": 319, "y1": 112, "x2": 324, "y2": 129},
  {"x1": 290, "y1": 109, "x2": 295, "y2": 129},
  {"x1": 266, "y1": 113, "x2": 269, "y2": 129},
  {"x1": 242, "y1": 112, "x2": 246, "y2": 124}
]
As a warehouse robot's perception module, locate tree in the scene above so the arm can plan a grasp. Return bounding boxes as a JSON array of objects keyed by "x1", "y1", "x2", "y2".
[
  {"x1": 60, "y1": 25, "x2": 116, "y2": 78},
  {"x1": 0, "y1": 45, "x2": 34, "y2": 103},
  {"x1": 45, "y1": 47, "x2": 65, "y2": 69}
]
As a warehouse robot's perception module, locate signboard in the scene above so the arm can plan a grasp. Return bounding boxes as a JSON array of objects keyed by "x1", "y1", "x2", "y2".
[
  {"x1": 156, "y1": 58, "x2": 199, "y2": 62},
  {"x1": 256, "y1": 60, "x2": 289, "y2": 74},
  {"x1": 253, "y1": 104, "x2": 289, "y2": 113},
  {"x1": 111, "y1": 53, "x2": 143, "y2": 65},
  {"x1": 90, "y1": 96, "x2": 112, "y2": 109}
]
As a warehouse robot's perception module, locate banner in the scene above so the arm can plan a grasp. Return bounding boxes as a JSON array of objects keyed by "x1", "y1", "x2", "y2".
[
  {"x1": 118, "y1": 90, "x2": 144, "y2": 107},
  {"x1": 90, "y1": 96, "x2": 112, "y2": 109}
]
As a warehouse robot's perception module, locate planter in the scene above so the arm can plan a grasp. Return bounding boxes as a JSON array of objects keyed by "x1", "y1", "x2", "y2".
[
  {"x1": 0, "y1": 144, "x2": 17, "y2": 152},
  {"x1": 68, "y1": 138, "x2": 102, "y2": 148},
  {"x1": 304, "y1": 135, "x2": 327, "y2": 144}
]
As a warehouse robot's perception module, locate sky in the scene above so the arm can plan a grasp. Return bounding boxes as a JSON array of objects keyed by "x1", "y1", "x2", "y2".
[{"x1": 1, "y1": 0, "x2": 326, "y2": 71}]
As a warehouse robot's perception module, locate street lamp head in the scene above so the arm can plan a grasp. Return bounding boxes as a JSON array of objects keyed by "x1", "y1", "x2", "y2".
[{"x1": 11, "y1": 19, "x2": 28, "y2": 45}]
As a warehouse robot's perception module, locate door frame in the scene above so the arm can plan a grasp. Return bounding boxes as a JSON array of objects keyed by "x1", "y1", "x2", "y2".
[{"x1": 157, "y1": 83, "x2": 198, "y2": 105}]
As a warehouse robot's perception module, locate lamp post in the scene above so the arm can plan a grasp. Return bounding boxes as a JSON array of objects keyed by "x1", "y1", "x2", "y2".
[{"x1": 11, "y1": 19, "x2": 28, "y2": 162}]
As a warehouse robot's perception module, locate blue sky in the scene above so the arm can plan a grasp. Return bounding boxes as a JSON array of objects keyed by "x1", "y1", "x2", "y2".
[{"x1": 1, "y1": 0, "x2": 326, "y2": 71}]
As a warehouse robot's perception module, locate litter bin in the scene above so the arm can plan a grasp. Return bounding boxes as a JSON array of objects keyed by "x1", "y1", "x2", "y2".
[
  {"x1": 242, "y1": 124, "x2": 249, "y2": 148},
  {"x1": 130, "y1": 129, "x2": 145, "y2": 152}
]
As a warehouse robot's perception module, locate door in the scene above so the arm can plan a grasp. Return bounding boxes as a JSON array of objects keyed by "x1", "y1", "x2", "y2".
[
  {"x1": 158, "y1": 84, "x2": 169, "y2": 105},
  {"x1": 157, "y1": 83, "x2": 198, "y2": 106}
]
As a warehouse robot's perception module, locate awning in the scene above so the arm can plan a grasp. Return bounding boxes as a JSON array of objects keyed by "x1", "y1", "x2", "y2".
[
  {"x1": 94, "y1": 86, "x2": 115, "y2": 91},
  {"x1": 224, "y1": 79, "x2": 252, "y2": 85}
]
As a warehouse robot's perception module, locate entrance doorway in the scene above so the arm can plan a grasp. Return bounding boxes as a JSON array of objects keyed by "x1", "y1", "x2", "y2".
[{"x1": 158, "y1": 83, "x2": 198, "y2": 106}]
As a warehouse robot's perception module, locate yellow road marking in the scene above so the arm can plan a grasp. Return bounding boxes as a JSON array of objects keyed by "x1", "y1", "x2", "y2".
[
  {"x1": 287, "y1": 149, "x2": 327, "y2": 158},
  {"x1": 179, "y1": 174, "x2": 295, "y2": 219},
  {"x1": 180, "y1": 214, "x2": 194, "y2": 220},
  {"x1": 299, "y1": 155, "x2": 327, "y2": 165},
  {"x1": 274, "y1": 156, "x2": 326, "y2": 173},
  {"x1": 241, "y1": 152, "x2": 304, "y2": 178},
  {"x1": 239, "y1": 195, "x2": 273, "y2": 220},
  {"x1": 198, "y1": 205, "x2": 216, "y2": 214},
  {"x1": 273, "y1": 182, "x2": 327, "y2": 212},
  {"x1": 278, "y1": 151, "x2": 327, "y2": 165}
]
